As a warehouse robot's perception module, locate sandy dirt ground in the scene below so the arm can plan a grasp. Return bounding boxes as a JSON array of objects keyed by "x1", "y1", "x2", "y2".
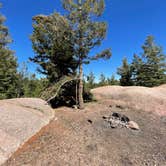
[{"x1": 2, "y1": 85, "x2": 166, "y2": 166}]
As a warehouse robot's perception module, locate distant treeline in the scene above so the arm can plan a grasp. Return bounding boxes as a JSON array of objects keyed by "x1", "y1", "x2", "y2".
[
  {"x1": 0, "y1": 4, "x2": 47, "y2": 99},
  {"x1": 85, "y1": 36, "x2": 166, "y2": 88},
  {"x1": 85, "y1": 72, "x2": 119, "y2": 89},
  {"x1": 117, "y1": 36, "x2": 166, "y2": 87}
]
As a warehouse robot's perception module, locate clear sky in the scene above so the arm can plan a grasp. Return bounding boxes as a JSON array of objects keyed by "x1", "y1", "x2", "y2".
[{"x1": 1, "y1": 0, "x2": 166, "y2": 80}]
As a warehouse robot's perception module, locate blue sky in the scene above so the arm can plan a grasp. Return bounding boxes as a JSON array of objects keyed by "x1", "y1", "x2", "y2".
[{"x1": 1, "y1": 0, "x2": 166, "y2": 80}]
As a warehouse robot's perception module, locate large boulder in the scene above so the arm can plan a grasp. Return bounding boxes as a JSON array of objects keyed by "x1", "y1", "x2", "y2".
[
  {"x1": 0, "y1": 98, "x2": 54, "y2": 165},
  {"x1": 91, "y1": 85, "x2": 166, "y2": 116}
]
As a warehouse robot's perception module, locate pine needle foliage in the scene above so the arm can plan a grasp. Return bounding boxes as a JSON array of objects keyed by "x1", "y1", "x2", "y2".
[
  {"x1": 0, "y1": 4, "x2": 19, "y2": 99},
  {"x1": 31, "y1": 0, "x2": 111, "y2": 108}
]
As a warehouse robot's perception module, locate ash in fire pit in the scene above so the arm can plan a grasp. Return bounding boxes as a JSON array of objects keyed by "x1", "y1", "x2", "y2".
[
  {"x1": 112, "y1": 112, "x2": 130, "y2": 123},
  {"x1": 103, "y1": 112, "x2": 139, "y2": 130}
]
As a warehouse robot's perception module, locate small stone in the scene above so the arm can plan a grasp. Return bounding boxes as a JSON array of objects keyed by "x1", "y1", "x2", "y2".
[
  {"x1": 87, "y1": 119, "x2": 93, "y2": 124},
  {"x1": 115, "y1": 105, "x2": 124, "y2": 109},
  {"x1": 102, "y1": 116, "x2": 108, "y2": 119},
  {"x1": 64, "y1": 149, "x2": 67, "y2": 153},
  {"x1": 72, "y1": 105, "x2": 78, "y2": 109},
  {"x1": 127, "y1": 121, "x2": 140, "y2": 130},
  {"x1": 112, "y1": 112, "x2": 121, "y2": 119},
  {"x1": 54, "y1": 117, "x2": 58, "y2": 121},
  {"x1": 121, "y1": 115, "x2": 130, "y2": 123},
  {"x1": 110, "y1": 120, "x2": 118, "y2": 128}
]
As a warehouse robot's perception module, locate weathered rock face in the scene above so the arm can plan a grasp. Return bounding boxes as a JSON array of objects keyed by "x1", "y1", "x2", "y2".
[
  {"x1": 0, "y1": 98, "x2": 54, "y2": 165},
  {"x1": 91, "y1": 85, "x2": 166, "y2": 116}
]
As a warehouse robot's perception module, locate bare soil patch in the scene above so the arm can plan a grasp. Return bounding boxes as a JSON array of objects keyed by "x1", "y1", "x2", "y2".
[{"x1": 3, "y1": 99, "x2": 166, "y2": 166}]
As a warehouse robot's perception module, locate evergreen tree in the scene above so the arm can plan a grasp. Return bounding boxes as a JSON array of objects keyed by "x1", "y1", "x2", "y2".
[
  {"x1": 125, "y1": 36, "x2": 166, "y2": 87},
  {"x1": 0, "y1": 4, "x2": 19, "y2": 99},
  {"x1": 62, "y1": 0, "x2": 111, "y2": 108},
  {"x1": 31, "y1": 0, "x2": 111, "y2": 109},
  {"x1": 17, "y1": 62, "x2": 29, "y2": 97},
  {"x1": 107, "y1": 75, "x2": 119, "y2": 85},
  {"x1": 23, "y1": 74, "x2": 43, "y2": 97},
  {"x1": 117, "y1": 58, "x2": 133, "y2": 86},
  {"x1": 86, "y1": 72, "x2": 95, "y2": 89},
  {"x1": 139, "y1": 36, "x2": 166, "y2": 87},
  {"x1": 99, "y1": 73, "x2": 107, "y2": 86},
  {"x1": 131, "y1": 54, "x2": 144, "y2": 86},
  {"x1": 30, "y1": 13, "x2": 78, "y2": 83},
  {"x1": 18, "y1": 62, "x2": 48, "y2": 98}
]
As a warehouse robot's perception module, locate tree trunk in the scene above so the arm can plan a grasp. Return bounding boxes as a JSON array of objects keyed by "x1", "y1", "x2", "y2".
[
  {"x1": 78, "y1": 63, "x2": 84, "y2": 109},
  {"x1": 78, "y1": 0, "x2": 84, "y2": 109}
]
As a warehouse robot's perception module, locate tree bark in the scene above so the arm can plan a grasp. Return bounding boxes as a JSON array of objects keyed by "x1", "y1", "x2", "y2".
[
  {"x1": 78, "y1": 0, "x2": 84, "y2": 109},
  {"x1": 78, "y1": 63, "x2": 84, "y2": 109}
]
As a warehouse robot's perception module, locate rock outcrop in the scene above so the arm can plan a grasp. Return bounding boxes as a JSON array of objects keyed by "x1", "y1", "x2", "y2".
[
  {"x1": 91, "y1": 85, "x2": 166, "y2": 116},
  {"x1": 0, "y1": 98, "x2": 54, "y2": 165}
]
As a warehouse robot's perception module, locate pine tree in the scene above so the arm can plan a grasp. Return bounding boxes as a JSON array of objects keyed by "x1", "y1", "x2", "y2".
[
  {"x1": 30, "y1": 13, "x2": 78, "y2": 83},
  {"x1": 107, "y1": 75, "x2": 119, "y2": 85},
  {"x1": 140, "y1": 36, "x2": 166, "y2": 87},
  {"x1": 99, "y1": 73, "x2": 107, "y2": 86},
  {"x1": 31, "y1": 0, "x2": 111, "y2": 109},
  {"x1": 0, "y1": 4, "x2": 19, "y2": 99},
  {"x1": 131, "y1": 54, "x2": 144, "y2": 86},
  {"x1": 62, "y1": 0, "x2": 111, "y2": 108},
  {"x1": 131, "y1": 36, "x2": 166, "y2": 87},
  {"x1": 117, "y1": 58, "x2": 133, "y2": 86},
  {"x1": 18, "y1": 62, "x2": 49, "y2": 98},
  {"x1": 86, "y1": 72, "x2": 95, "y2": 89}
]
